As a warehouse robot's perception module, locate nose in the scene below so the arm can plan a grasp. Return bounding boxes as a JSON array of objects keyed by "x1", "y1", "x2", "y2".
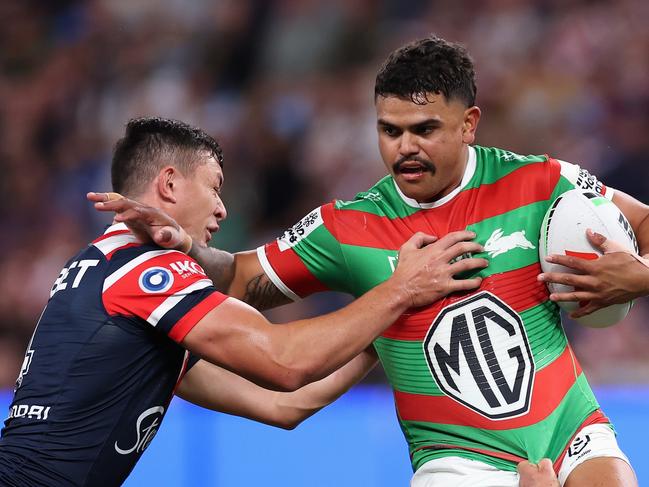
[
  {"x1": 214, "y1": 195, "x2": 227, "y2": 221},
  {"x1": 398, "y1": 131, "x2": 419, "y2": 157}
]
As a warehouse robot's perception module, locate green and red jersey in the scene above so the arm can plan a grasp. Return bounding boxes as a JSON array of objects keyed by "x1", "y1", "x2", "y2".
[{"x1": 258, "y1": 145, "x2": 614, "y2": 472}]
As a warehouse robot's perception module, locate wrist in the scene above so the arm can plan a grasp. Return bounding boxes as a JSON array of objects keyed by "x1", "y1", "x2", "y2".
[{"x1": 378, "y1": 278, "x2": 413, "y2": 311}]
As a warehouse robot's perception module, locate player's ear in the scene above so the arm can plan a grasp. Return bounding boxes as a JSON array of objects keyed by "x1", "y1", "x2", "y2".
[
  {"x1": 157, "y1": 166, "x2": 178, "y2": 204},
  {"x1": 462, "y1": 106, "x2": 481, "y2": 144}
]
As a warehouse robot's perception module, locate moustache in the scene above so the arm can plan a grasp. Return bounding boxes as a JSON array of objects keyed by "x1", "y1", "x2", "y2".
[{"x1": 392, "y1": 156, "x2": 436, "y2": 174}]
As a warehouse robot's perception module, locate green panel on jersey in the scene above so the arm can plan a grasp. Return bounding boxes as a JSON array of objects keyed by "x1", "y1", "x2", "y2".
[
  {"x1": 550, "y1": 174, "x2": 581, "y2": 202},
  {"x1": 464, "y1": 200, "x2": 548, "y2": 276},
  {"x1": 403, "y1": 374, "x2": 600, "y2": 472},
  {"x1": 291, "y1": 225, "x2": 352, "y2": 293},
  {"x1": 345, "y1": 176, "x2": 421, "y2": 219},
  {"x1": 521, "y1": 302, "x2": 567, "y2": 370},
  {"x1": 466, "y1": 146, "x2": 547, "y2": 189},
  {"x1": 338, "y1": 245, "x2": 398, "y2": 296},
  {"x1": 375, "y1": 302, "x2": 566, "y2": 396},
  {"x1": 374, "y1": 337, "x2": 442, "y2": 395}
]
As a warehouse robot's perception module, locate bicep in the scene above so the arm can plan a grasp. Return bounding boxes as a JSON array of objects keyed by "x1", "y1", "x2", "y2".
[
  {"x1": 181, "y1": 297, "x2": 283, "y2": 388},
  {"x1": 228, "y1": 250, "x2": 291, "y2": 309}
]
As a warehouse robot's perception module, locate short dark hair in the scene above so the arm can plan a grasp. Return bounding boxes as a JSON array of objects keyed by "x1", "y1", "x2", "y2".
[
  {"x1": 375, "y1": 35, "x2": 476, "y2": 107},
  {"x1": 111, "y1": 117, "x2": 224, "y2": 196}
]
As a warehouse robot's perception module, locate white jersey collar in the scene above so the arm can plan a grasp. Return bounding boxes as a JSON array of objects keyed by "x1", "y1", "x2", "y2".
[
  {"x1": 393, "y1": 145, "x2": 476, "y2": 209},
  {"x1": 104, "y1": 222, "x2": 130, "y2": 234}
]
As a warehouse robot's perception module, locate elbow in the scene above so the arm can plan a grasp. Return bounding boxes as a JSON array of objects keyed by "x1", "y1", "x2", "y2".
[
  {"x1": 274, "y1": 418, "x2": 301, "y2": 431},
  {"x1": 264, "y1": 348, "x2": 320, "y2": 392},
  {"x1": 266, "y1": 368, "x2": 313, "y2": 393}
]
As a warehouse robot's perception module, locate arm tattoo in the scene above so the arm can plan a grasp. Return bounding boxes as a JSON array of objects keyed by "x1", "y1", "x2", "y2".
[{"x1": 243, "y1": 274, "x2": 291, "y2": 310}]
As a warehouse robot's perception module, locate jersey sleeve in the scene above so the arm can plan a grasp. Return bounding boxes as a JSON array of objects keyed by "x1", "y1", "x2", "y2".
[
  {"x1": 547, "y1": 158, "x2": 614, "y2": 202},
  {"x1": 102, "y1": 249, "x2": 228, "y2": 343},
  {"x1": 258, "y1": 203, "x2": 352, "y2": 300}
]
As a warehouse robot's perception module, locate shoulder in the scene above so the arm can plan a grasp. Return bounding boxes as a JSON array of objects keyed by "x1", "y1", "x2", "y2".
[
  {"x1": 333, "y1": 176, "x2": 398, "y2": 214},
  {"x1": 474, "y1": 145, "x2": 548, "y2": 168}
]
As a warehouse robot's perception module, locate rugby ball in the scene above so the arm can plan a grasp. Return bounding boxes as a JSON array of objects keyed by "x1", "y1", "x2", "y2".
[{"x1": 539, "y1": 189, "x2": 638, "y2": 327}]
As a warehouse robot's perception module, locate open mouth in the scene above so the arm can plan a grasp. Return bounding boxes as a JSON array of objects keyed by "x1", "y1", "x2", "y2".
[{"x1": 395, "y1": 161, "x2": 431, "y2": 180}]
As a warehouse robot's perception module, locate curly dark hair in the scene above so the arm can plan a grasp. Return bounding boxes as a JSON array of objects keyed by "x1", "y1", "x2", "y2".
[
  {"x1": 375, "y1": 35, "x2": 476, "y2": 107},
  {"x1": 111, "y1": 117, "x2": 224, "y2": 196}
]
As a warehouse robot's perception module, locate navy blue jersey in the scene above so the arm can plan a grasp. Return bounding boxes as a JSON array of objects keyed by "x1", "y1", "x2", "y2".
[{"x1": 0, "y1": 224, "x2": 227, "y2": 486}]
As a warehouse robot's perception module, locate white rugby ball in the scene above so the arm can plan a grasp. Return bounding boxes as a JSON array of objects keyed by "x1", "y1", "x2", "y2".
[{"x1": 539, "y1": 189, "x2": 638, "y2": 327}]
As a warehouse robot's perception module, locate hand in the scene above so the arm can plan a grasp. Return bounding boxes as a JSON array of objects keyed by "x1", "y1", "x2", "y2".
[
  {"x1": 87, "y1": 192, "x2": 192, "y2": 253},
  {"x1": 538, "y1": 229, "x2": 649, "y2": 319},
  {"x1": 517, "y1": 459, "x2": 560, "y2": 487},
  {"x1": 393, "y1": 230, "x2": 488, "y2": 308}
]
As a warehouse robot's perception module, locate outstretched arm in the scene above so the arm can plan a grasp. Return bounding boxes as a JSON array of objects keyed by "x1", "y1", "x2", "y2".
[
  {"x1": 88, "y1": 191, "x2": 281, "y2": 303},
  {"x1": 183, "y1": 231, "x2": 487, "y2": 391},
  {"x1": 177, "y1": 348, "x2": 378, "y2": 429}
]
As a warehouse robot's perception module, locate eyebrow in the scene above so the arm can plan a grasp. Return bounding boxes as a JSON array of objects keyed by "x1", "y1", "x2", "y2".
[{"x1": 377, "y1": 118, "x2": 443, "y2": 130}]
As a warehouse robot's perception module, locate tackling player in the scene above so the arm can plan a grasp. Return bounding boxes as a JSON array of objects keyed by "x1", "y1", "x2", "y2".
[
  {"x1": 91, "y1": 37, "x2": 649, "y2": 486},
  {"x1": 0, "y1": 117, "x2": 488, "y2": 486}
]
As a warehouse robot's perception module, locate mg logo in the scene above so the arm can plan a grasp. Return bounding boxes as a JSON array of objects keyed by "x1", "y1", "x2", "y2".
[{"x1": 423, "y1": 292, "x2": 535, "y2": 420}]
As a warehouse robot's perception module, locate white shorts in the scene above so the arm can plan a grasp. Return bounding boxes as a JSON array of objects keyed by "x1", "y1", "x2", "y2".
[{"x1": 410, "y1": 424, "x2": 631, "y2": 487}]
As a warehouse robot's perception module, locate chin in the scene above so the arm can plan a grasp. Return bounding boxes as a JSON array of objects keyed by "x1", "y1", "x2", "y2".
[{"x1": 396, "y1": 182, "x2": 438, "y2": 203}]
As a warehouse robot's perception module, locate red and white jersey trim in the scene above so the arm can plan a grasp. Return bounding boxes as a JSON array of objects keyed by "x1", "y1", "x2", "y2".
[
  {"x1": 146, "y1": 278, "x2": 213, "y2": 327},
  {"x1": 93, "y1": 223, "x2": 140, "y2": 257},
  {"x1": 256, "y1": 246, "x2": 300, "y2": 301},
  {"x1": 103, "y1": 249, "x2": 182, "y2": 292}
]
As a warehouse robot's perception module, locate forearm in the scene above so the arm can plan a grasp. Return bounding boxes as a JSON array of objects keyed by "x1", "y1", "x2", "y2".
[
  {"x1": 177, "y1": 351, "x2": 378, "y2": 430},
  {"x1": 272, "y1": 348, "x2": 378, "y2": 428},
  {"x1": 189, "y1": 279, "x2": 406, "y2": 392},
  {"x1": 270, "y1": 279, "x2": 408, "y2": 387},
  {"x1": 188, "y1": 244, "x2": 235, "y2": 293}
]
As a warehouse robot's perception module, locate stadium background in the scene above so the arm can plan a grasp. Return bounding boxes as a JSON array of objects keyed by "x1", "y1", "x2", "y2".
[{"x1": 1, "y1": 0, "x2": 648, "y2": 485}]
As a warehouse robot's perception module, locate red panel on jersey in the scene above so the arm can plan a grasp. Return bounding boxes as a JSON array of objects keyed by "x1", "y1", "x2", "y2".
[
  {"x1": 381, "y1": 263, "x2": 549, "y2": 341},
  {"x1": 263, "y1": 241, "x2": 329, "y2": 298},
  {"x1": 168, "y1": 291, "x2": 228, "y2": 343},
  {"x1": 102, "y1": 250, "x2": 215, "y2": 336},
  {"x1": 328, "y1": 162, "x2": 556, "y2": 248},
  {"x1": 394, "y1": 345, "x2": 582, "y2": 429}
]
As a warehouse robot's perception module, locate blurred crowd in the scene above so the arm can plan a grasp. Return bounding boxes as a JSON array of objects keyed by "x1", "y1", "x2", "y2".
[{"x1": 0, "y1": 0, "x2": 648, "y2": 388}]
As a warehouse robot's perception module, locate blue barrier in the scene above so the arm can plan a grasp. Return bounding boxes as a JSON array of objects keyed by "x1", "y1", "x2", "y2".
[{"x1": 1, "y1": 386, "x2": 647, "y2": 486}]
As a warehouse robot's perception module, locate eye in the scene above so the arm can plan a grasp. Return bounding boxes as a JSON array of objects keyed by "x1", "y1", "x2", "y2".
[
  {"x1": 381, "y1": 125, "x2": 400, "y2": 137},
  {"x1": 414, "y1": 125, "x2": 434, "y2": 135}
]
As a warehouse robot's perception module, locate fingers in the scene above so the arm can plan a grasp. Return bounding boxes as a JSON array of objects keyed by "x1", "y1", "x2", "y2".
[
  {"x1": 544, "y1": 253, "x2": 591, "y2": 272},
  {"x1": 443, "y1": 241, "x2": 484, "y2": 261},
  {"x1": 586, "y1": 228, "x2": 628, "y2": 254},
  {"x1": 538, "y1": 272, "x2": 598, "y2": 290},
  {"x1": 436, "y1": 230, "x2": 478, "y2": 249},
  {"x1": 400, "y1": 232, "x2": 438, "y2": 251},
  {"x1": 448, "y1": 257, "x2": 489, "y2": 275},
  {"x1": 517, "y1": 458, "x2": 560, "y2": 487},
  {"x1": 87, "y1": 191, "x2": 125, "y2": 203},
  {"x1": 548, "y1": 290, "x2": 597, "y2": 303},
  {"x1": 449, "y1": 276, "x2": 483, "y2": 291}
]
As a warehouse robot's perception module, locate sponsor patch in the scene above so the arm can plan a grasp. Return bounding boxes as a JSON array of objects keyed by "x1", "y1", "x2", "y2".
[
  {"x1": 277, "y1": 208, "x2": 323, "y2": 251},
  {"x1": 558, "y1": 160, "x2": 606, "y2": 196},
  {"x1": 138, "y1": 267, "x2": 174, "y2": 293}
]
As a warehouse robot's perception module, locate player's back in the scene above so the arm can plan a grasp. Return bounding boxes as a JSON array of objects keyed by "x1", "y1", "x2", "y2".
[{"x1": 0, "y1": 228, "x2": 191, "y2": 486}]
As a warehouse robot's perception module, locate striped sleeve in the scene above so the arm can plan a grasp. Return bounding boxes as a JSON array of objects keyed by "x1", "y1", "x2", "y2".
[
  {"x1": 102, "y1": 249, "x2": 228, "y2": 342},
  {"x1": 259, "y1": 203, "x2": 350, "y2": 300},
  {"x1": 549, "y1": 158, "x2": 614, "y2": 200}
]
